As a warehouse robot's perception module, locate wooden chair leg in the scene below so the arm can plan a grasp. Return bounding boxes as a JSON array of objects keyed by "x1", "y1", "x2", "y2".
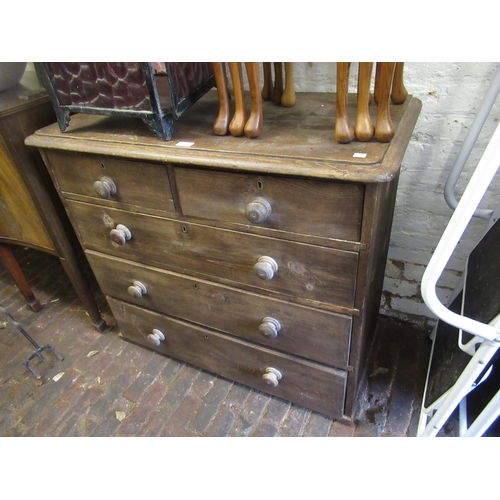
[
  {"x1": 212, "y1": 62, "x2": 230, "y2": 135},
  {"x1": 374, "y1": 62, "x2": 396, "y2": 143},
  {"x1": 335, "y1": 62, "x2": 355, "y2": 144},
  {"x1": 0, "y1": 244, "x2": 42, "y2": 312},
  {"x1": 281, "y1": 62, "x2": 296, "y2": 107},
  {"x1": 262, "y1": 62, "x2": 272, "y2": 101},
  {"x1": 244, "y1": 62, "x2": 263, "y2": 138},
  {"x1": 228, "y1": 62, "x2": 247, "y2": 137},
  {"x1": 355, "y1": 62, "x2": 375, "y2": 142},
  {"x1": 391, "y1": 62, "x2": 408, "y2": 104},
  {"x1": 271, "y1": 62, "x2": 283, "y2": 105}
]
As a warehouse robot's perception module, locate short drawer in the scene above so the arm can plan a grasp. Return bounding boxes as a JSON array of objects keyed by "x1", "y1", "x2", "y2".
[
  {"x1": 174, "y1": 166, "x2": 364, "y2": 242},
  {"x1": 87, "y1": 251, "x2": 352, "y2": 368},
  {"x1": 108, "y1": 297, "x2": 347, "y2": 419},
  {"x1": 68, "y1": 201, "x2": 358, "y2": 309},
  {"x1": 45, "y1": 150, "x2": 175, "y2": 213}
]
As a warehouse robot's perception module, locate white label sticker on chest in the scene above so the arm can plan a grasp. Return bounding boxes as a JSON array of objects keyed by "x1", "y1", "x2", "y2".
[
  {"x1": 176, "y1": 141, "x2": 195, "y2": 147},
  {"x1": 353, "y1": 152, "x2": 367, "y2": 158}
]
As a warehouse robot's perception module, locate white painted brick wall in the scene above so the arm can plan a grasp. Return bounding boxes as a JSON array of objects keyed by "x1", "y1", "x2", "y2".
[{"x1": 290, "y1": 62, "x2": 500, "y2": 327}]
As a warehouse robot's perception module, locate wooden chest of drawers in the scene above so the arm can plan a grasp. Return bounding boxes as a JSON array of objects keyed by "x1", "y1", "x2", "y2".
[{"x1": 26, "y1": 91, "x2": 421, "y2": 422}]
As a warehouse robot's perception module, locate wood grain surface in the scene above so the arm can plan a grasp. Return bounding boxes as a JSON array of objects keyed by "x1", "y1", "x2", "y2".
[
  {"x1": 87, "y1": 250, "x2": 353, "y2": 368},
  {"x1": 66, "y1": 200, "x2": 359, "y2": 311},
  {"x1": 26, "y1": 91, "x2": 421, "y2": 184},
  {"x1": 108, "y1": 297, "x2": 347, "y2": 419}
]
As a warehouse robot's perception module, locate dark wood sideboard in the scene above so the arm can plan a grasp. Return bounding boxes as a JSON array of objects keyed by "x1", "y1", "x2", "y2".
[
  {"x1": 0, "y1": 70, "x2": 106, "y2": 331},
  {"x1": 26, "y1": 90, "x2": 420, "y2": 422}
]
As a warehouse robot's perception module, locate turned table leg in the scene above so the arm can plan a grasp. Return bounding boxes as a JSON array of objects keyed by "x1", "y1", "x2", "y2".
[
  {"x1": 212, "y1": 62, "x2": 231, "y2": 135},
  {"x1": 0, "y1": 244, "x2": 42, "y2": 312},
  {"x1": 244, "y1": 62, "x2": 263, "y2": 138},
  {"x1": 335, "y1": 62, "x2": 355, "y2": 144},
  {"x1": 228, "y1": 62, "x2": 247, "y2": 137},
  {"x1": 374, "y1": 62, "x2": 396, "y2": 143}
]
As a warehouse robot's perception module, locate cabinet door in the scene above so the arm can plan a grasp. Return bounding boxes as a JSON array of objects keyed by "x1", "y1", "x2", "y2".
[{"x1": 0, "y1": 142, "x2": 54, "y2": 251}]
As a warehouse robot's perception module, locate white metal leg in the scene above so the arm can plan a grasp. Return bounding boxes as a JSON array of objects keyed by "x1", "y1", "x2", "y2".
[
  {"x1": 418, "y1": 314, "x2": 500, "y2": 437},
  {"x1": 419, "y1": 340, "x2": 500, "y2": 436},
  {"x1": 463, "y1": 387, "x2": 500, "y2": 437},
  {"x1": 459, "y1": 398, "x2": 468, "y2": 437}
]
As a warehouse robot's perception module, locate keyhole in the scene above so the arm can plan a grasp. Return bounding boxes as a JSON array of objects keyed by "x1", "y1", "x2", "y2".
[
  {"x1": 182, "y1": 225, "x2": 188, "y2": 233},
  {"x1": 100, "y1": 162, "x2": 105, "y2": 169},
  {"x1": 257, "y1": 181, "x2": 263, "y2": 190}
]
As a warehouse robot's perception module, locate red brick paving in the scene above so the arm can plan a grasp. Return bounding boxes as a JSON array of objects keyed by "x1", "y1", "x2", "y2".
[{"x1": 0, "y1": 246, "x2": 432, "y2": 437}]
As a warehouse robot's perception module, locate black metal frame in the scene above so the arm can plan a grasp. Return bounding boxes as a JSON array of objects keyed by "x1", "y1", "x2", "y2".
[{"x1": 34, "y1": 62, "x2": 215, "y2": 141}]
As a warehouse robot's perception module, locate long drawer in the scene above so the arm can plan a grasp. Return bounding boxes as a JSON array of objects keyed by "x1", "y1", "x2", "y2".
[
  {"x1": 67, "y1": 201, "x2": 359, "y2": 309},
  {"x1": 107, "y1": 297, "x2": 347, "y2": 419},
  {"x1": 174, "y1": 166, "x2": 364, "y2": 242},
  {"x1": 45, "y1": 150, "x2": 176, "y2": 213},
  {"x1": 87, "y1": 251, "x2": 352, "y2": 368}
]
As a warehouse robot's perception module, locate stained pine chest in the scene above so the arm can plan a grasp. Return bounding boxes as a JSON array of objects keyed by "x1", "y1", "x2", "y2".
[{"x1": 26, "y1": 91, "x2": 421, "y2": 422}]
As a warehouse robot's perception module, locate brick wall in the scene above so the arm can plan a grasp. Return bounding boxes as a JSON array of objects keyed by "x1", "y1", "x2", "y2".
[{"x1": 292, "y1": 62, "x2": 500, "y2": 327}]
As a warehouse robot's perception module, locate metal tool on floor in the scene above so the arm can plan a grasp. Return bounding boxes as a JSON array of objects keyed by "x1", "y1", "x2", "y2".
[{"x1": 0, "y1": 304, "x2": 64, "y2": 379}]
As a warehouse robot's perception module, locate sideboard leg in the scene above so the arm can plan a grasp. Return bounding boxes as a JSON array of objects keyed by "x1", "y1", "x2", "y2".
[{"x1": 0, "y1": 244, "x2": 42, "y2": 312}]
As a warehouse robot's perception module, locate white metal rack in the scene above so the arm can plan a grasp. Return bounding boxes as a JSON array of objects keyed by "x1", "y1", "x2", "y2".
[{"x1": 417, "y1": 65, "x2": 500, "y2": 437}]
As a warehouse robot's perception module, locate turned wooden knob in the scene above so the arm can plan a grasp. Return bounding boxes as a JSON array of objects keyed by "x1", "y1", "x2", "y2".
[
  {"x1": 254, "y1": 256, "x2": 278, "y2": 280},
  {"x1": 245, "y1": 198, "x2": 272, "y2": 224},
  {"x1": 259, "y1": 317, "x2": 281, "y2": 339},
  {"x1": 147, "y1": 328, "x2": 165, "y2": 346},
  {"x1": 262, "y1": 367, "x2": 282, "y2": 387},
  {"x1": 94, "y1": 176, "x2": 117, "y2": 199},
  {"x1": 109, "y1": 224, "x2": 132, "y2": 245},
  {"x1": 127, "y1": 280, "x2": 147, "y2": 299}
]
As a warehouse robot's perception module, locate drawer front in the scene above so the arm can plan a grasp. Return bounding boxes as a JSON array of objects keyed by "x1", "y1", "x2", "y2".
[
  {"x1": 68, "y1": 201, "x2": 358, "y2": 309},
  {"x1": 87, "y1": 251, "x2": 352, "y2": 368},
  {"x1": 45, "y1": 150, "x2": 175, "y2": 213},
  {"x1": 108, "y1": 297, "x2": 347, "y2": 419},
  {"x1": 174, "y1": 166, "x2": 364, "y2": 242}
]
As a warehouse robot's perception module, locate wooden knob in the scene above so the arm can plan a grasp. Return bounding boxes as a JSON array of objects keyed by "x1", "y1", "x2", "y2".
[
  {"x1": 245, "y1": 198, "x2": 272, "y2": 224},
  {"x1": 109, "y1": 224, "x2": 132, "y2": 245},
  {"x1": 259, "y1": 317, "x2": 281, "y2": 339},
  {"x1": 254, "y1": 256, "x2": 278, "y2": 280},
  {"x1": 262, "y1": 367, "x2": 282, "y2": 387},
  {"x1": 94, "y1": 176, "x2": 116, "y2": 199},
  {"x1": 127, "y1": 280, "x2": 147, "y2": 299},
  {"x1": 147, "y1": 328, "x2": 165, "y2": 346}
]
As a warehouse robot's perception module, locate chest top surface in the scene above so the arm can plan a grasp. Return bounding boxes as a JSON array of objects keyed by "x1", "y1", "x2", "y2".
[{"x1": 25, "y1": 91, "x2": 421, "y2": 183}]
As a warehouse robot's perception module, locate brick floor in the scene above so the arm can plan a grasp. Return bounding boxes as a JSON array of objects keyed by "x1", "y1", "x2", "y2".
[{"x1": 0, "y1": 246, "x2": 434, "y2": 437}]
